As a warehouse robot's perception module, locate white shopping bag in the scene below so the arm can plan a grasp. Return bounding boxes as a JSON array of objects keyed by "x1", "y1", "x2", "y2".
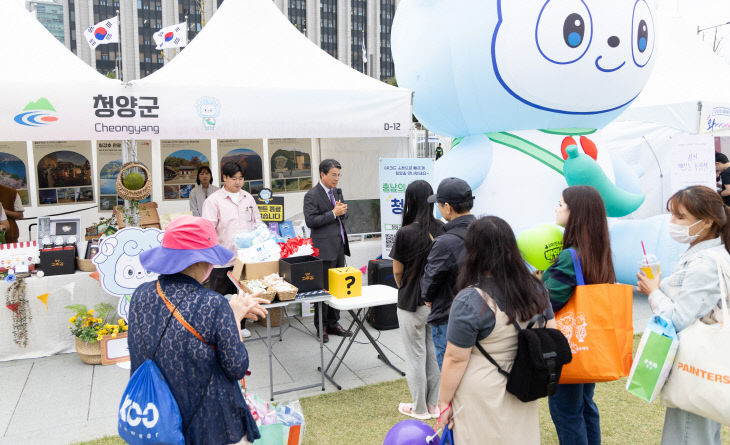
[{"x1": 661, "y1": 251, "x2": 730, "y2": 425}]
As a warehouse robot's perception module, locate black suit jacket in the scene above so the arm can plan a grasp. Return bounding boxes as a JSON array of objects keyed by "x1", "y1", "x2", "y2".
[{"x1": 303, "y1": 183, "x2": 350, "y2": 261}]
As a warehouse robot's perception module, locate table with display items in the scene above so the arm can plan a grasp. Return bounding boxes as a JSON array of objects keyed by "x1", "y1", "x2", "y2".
[{"x1": 319, "y1": 284, "x2": 404, "y2": 390}]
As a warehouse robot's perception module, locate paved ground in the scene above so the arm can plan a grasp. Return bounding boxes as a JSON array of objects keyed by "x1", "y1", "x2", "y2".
[{"x1": 0, "y1": 293, "x2": 652, "y2": 445}]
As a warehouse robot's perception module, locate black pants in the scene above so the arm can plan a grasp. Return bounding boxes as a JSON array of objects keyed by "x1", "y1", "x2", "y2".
[
  {"x1": 208, "y1": 266, "x2": 246, "y2": 329},
  {"x1": 316, "y1": 243, "x2": 345, "y2": 331}
]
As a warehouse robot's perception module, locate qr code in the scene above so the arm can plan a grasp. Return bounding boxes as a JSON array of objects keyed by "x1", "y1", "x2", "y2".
[{"x1": 385, "y1": 234, "x2": 395, "y2": 250}]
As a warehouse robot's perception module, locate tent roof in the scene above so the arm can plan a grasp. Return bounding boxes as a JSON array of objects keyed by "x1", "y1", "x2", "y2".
[
  {"x1": 136, "y1": 0, "x2": 402, "y2": 93},
  {"x1": 618, "y1": 10, "x2": 730, "y2": 130},
  {"x1": 1, "y1": 1, "x2": 118, "y2": 84}
]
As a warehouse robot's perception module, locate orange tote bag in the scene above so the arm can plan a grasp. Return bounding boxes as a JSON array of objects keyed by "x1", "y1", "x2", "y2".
[{"x1": 555, "y1": 249, "x2": 633, "y2": 384}]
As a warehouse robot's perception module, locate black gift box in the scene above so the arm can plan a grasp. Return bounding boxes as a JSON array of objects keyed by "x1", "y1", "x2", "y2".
[
  {"x1": 279, "y1": 255, "x2": 324, "y2": 292},
  {"x1": 40, "y1": 247, "x2": 76, "y2": 276}
]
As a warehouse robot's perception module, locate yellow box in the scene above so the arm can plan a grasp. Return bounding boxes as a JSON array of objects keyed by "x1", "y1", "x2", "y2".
[{"x1": 328, "y1": 267, "x2": 362, "y2": 298}]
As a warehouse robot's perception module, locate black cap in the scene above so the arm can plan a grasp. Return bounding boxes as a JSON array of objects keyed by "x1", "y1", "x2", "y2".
[{"x1": 427, "y1": 177, "x2": 473, "y2": 204}]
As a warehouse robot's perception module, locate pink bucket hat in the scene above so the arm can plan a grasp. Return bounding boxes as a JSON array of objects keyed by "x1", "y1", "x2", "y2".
[{"x1": 140, "y1": 215, "x2": 234, "y2": 275}]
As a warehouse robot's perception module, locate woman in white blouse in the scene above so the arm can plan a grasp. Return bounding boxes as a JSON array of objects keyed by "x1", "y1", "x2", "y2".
[
  {"x1": 637, "y1": 185, "x2": 730, "y2": 445},
  {"x1": 189, "y1": 166, "x2": 219, "y2": 217}
]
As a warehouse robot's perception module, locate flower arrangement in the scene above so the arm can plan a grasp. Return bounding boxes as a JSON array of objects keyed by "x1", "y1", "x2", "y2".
[{"x1": 65, "y1": 303, "x2": 127, "y2": 343}]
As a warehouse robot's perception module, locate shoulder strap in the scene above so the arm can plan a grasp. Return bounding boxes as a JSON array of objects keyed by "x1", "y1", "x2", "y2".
[
  {"x1": 471, "y1": 287, "x2": 511, "y2": 378},
  {"x1": 701, "y1": 250, "x2": 730, "y2": 326},
  {"x1": 566, "y1": 248, "x2": 586, "y2": 286},
  {"x1": 157, "y1": 281, "x2": 215, "y2": 350}
]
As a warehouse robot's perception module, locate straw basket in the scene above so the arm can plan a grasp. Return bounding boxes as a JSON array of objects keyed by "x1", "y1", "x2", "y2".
[
  {"x1": 116, "y1": 162, "x2": 152, "y2": 201},
  {"x1": 242, "y1": 281, "x2": 276, "y2": 302},
  {"x1": 75, "y1": 338, "x2": 102, "y2": 365},
  {"x1": 76, "y1": 257, "x2": 96, "y2": 272},
  {"x1": 276, "y1": 285, "x2": 298, "y2": 302},
  {"x1": 258, "y1": 307, "x2": 286, "y2": 328}
]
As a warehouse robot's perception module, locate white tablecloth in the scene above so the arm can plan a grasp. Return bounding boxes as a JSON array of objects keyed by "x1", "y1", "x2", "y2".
[{"x1": 0, "y1": 272, "x2": 118, "y2": 362}]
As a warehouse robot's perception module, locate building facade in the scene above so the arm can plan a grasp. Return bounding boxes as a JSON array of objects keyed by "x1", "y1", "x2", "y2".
[
  {"x1": 27, "y1": 0, "x2": 66, "y2": 44},
  {"x1": 52, "y1": 0, "x2": 400, "y2": 81}
]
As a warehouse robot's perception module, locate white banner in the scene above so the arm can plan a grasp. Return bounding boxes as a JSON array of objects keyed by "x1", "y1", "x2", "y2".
[
  {"x1": 379, "y1": 158, "x2": 434, "y2": 259},
  {"x1": 2, "y1": 84, "x2": 411, "y2": 141},
  {"x1": 669, "y1": 134, "x2": 716, "y2": 197}
]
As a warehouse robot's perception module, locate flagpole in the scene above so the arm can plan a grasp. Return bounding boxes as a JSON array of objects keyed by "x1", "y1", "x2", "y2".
[{"x1": 116, "y1": 9, "x2": 122, "y2": 82}]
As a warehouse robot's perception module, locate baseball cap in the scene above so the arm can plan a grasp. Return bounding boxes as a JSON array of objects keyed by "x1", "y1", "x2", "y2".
[
  {"x1": 427, "y1": 177, "x2": 474, "y2": 204},
  {"x1": 140, "y1": 215, "x2": 234, "y2": 275}
]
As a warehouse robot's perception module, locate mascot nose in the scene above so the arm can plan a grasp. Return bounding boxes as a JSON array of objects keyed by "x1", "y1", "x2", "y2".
[{"x1": 607, "y1": 36, "x2": 620, "y2": 48}]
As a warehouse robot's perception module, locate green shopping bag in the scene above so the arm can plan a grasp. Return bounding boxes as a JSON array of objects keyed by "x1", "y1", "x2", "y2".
[{"x1": 626, "y1": 315, "x2": 679, "y2": 402}]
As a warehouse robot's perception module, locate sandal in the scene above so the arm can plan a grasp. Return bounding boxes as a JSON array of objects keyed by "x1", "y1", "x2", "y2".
[{"x1": 398, "y1": 402, "x2": 432, "y2": 420}]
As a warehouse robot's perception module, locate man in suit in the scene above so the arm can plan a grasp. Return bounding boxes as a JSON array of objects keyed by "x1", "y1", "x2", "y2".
[{"x1": 303, "y1": 159, "x2": 353, "y2": 343}]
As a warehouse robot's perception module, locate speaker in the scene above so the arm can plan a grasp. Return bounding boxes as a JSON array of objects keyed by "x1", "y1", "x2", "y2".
[{"x1": 366, "y1": 259, "x2": 399, "y2": 330}]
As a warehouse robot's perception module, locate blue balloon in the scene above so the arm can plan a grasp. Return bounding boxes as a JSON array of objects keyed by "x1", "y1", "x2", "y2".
[
  {"x1": 392, "y1": 0, "x2": 657, "y2": 136},
  {"x1": 383, "y1": 419, "x2": 438, "y2": 445},
  {"x1": 610, "y1": 214, "x2": 686, "y2": 285}
]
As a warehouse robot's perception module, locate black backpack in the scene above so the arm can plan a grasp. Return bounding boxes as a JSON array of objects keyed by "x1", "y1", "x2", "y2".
[{"x1": 474, "y1": 294, "x2": 572, "y2": 402}]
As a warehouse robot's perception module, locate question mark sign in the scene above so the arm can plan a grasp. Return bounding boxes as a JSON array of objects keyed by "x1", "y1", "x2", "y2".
[{"x1": 345, "y1": 276, "x2": 356, "y2": 295}]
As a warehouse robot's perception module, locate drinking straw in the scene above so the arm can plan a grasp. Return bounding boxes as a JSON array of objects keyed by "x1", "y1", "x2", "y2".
[{"x1": 641, "y1": 240, "x2": 650, "y2": 268}]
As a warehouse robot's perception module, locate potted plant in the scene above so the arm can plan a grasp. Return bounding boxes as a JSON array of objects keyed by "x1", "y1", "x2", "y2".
[{"x1": 65, "y1": 303, "x2": 128, "y2": 364}]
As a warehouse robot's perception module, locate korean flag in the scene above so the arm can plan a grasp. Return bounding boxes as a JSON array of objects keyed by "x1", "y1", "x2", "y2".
[
  {"x1": 83, "y1": 16, "x2": 119, "y2": 48},
  {"x1": 153, "y1": 22, "x2": 188, "y2": 50}
]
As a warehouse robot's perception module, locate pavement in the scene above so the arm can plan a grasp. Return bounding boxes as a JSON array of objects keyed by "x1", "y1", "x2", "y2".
[{"x1": 0, "y1": 292, "x2": 653, "y2": 445}]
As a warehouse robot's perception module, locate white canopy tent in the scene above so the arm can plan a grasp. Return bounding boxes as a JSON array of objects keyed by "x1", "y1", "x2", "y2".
[
  {"x1": 128, "y1": 0, "x2": 412, "y2": 140},
  {"x1": 601, "y1": 11, "x2": 730, "y2": 218},
  {"x1": 2, "y1": 0, "x2": 411, "y2": 141}
]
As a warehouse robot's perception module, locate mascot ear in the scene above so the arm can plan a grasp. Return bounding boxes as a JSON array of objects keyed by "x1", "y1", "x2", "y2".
[{"x1": 100, "y1": 237, "x2": 117, "y2": 256}]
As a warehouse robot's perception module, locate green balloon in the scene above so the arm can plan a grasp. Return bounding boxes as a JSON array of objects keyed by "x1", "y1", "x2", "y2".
[
  {"x1": 517, "y1": 223, "x2": 564, "y2": 271},
  {"x1": 122, "y1": 172, "x2": 145, "y2": 191}
]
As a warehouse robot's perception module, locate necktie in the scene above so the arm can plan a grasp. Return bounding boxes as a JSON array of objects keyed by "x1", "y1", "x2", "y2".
[{"x1": 329, "y1": 189, "x2": 346, "y2": 244}]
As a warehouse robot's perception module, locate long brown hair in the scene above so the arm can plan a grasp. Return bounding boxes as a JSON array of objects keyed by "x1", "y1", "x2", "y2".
[
  {"x1": 562, "y1": 186, "x2": 615, "y2": 284},
  {"x1": 667, "y1": 186, "x2": 730, "y2": 253},
  {"x1": 457, "y1": 216, "x2": 548, "y2": 323}
]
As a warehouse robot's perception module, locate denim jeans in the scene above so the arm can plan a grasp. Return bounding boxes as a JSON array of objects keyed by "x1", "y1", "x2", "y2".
[
  {"x1": 548, "y1": 383, "x2": 600, "y2": 445},
  {"x1": 430, "y1": 323, "x2": 448, "y2": 370},
  {"x1": 660, "y1": 407, "x2": 721, "y2": 445}
]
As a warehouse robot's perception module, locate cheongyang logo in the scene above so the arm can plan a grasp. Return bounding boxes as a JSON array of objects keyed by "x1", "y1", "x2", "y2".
[{"x1": 14, "y1": 98, "x2": 58, "y2": 127}]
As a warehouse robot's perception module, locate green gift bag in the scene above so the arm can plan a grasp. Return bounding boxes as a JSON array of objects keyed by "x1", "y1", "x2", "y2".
[{"x1": 626, "y1": 315, "x2": 679, "y2": 402}]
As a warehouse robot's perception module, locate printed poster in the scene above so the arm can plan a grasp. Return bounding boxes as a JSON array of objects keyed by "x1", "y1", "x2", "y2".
[
  {"x1": 669, "y1": 135, "x2": 716, "y2": 197},
  {"x1": 97, "y1": 140, "x2": 153, "y2": 212},
  {"x1": 161, "y1": 140, "x2": 211, "y2": 201},
  {"x1": 379, "y1": 158, "x2": 434, "y2": 259},
  {"x1": 218, "y1": 139, "x2": 264, "y2": 195},
  {"x1": 268, "y1": 138, "x2": 312, "y2": 193},
  {"x1": 33, "y1": 140, "x2": 94, "y2": 206},
  {"x1": 0, "y1": 142, "x2": 30, "y2": 205}
]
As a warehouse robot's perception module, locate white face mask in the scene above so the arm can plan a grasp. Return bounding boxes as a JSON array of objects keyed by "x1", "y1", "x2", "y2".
[{"x1": 668, "y1": 219, "x2": 705, "y2": 244}]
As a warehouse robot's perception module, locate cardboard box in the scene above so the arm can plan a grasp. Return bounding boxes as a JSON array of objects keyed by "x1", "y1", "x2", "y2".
[
  {"x1": 231, "y1": 258, "x2": 279, "y2": 281},
  {"x1": 40, "y1": 247, "x2": 76, "y2": 276},
  {"x1": 328, "y1": 267, "x2": 363, "y2": 298},
  {"x1": 279, "y1": 255, "x2": 324, "y2": 292}
]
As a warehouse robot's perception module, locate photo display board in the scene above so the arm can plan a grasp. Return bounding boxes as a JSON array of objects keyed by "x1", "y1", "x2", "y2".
[
  {"x1": 0, "y1": 142, "x2": 30, "y2": 205},
  {"x1": 33, "y1": 140, "x2": 93, "y2": 206},
  {"x1": 218, "y1": 139, "x2": 264, "y2": 195},
  {"x1": 160, "y1": 140, "x2": 211, "y2": 201},
  {"x1": 268, "y1": 138, "x2": 312, "y2": 193}
]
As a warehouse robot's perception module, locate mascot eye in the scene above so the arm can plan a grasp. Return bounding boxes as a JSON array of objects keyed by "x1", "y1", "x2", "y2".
[
  {"x1": 124, "y1": 266, "x2": 134, "y2": 278},
  {"x1": 536, "y1": 0, "x2": 593, "y2": 64},
  {"x1": 563, "y1": 13, "x2": 585, "y2": 48},
  {"x1": 632, "y1": 0, "x2": 654, "y2": 67}
]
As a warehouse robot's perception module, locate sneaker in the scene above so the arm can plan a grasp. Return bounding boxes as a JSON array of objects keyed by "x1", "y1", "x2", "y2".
[{"x1": 241, "y1": 328, "x2": 252, "y2": 338}]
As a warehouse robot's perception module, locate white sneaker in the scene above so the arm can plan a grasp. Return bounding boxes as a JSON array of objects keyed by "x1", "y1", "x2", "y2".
[{"x1": 241, "y1": 328, "x2": 252, "y2": 338}]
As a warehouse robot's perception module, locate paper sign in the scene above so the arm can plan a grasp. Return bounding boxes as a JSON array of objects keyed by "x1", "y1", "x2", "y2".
[
  {"x1": 669, "y1": 135, "x2": 716, "y2": 197},
  {"x1": 100, "y1": 332, "x2": 130, "y2": 365}
]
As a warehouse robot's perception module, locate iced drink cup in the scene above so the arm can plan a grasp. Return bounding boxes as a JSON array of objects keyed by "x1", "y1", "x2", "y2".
[{"x1": 638, "y1": 254, "x2": 660, "y2": 279}]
